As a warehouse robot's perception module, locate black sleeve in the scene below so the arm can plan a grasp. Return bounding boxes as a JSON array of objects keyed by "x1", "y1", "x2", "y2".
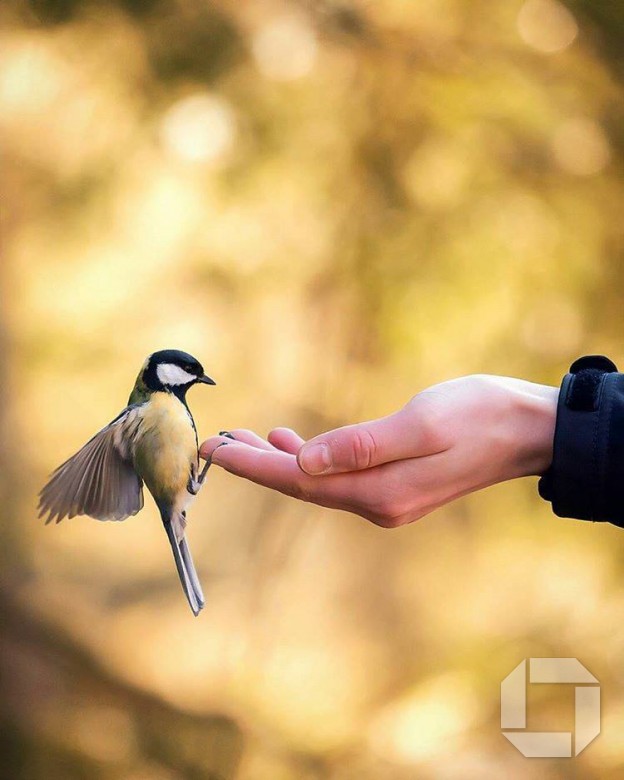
[{"x1": 538, "y1": 355, "x2": 624, "y2": 527}]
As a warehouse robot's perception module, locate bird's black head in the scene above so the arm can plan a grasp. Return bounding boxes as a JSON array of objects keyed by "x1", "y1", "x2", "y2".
[{"x1": 143, "y1": 349, "x2": 216, "y2": 397}]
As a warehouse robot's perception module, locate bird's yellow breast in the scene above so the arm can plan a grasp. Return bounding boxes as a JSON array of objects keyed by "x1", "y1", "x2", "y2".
[{"x1": 133, "y1": 392, "x2": 197, "y2": 504}]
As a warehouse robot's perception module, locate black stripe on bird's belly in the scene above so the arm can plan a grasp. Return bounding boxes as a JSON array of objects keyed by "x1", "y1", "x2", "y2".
[{"x1": 171, "y1": 387, "x2": 199, "y2": 447}]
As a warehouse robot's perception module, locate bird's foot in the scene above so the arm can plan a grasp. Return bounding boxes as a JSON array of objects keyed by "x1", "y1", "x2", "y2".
[{"x1": 188, "y1": 438, "x2": 232, "y2": 494}]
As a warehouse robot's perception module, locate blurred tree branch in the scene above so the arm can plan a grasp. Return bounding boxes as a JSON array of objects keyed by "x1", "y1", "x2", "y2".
[{"x1": 0, "y1": 589, "x2": 244, "y2": 779}]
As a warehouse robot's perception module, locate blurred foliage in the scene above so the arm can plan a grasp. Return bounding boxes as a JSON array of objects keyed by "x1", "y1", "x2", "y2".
[{"x1": 3, "y1": 0, "x2": 624, "y2": 778}]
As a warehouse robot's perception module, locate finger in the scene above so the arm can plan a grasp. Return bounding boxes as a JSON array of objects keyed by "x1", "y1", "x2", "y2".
[
  {"x1": 268, "y1": 427, "x2": 305, "y2": 454},
  {"x1": 200, "y1": 430, "x2": 274, "y2": 460},
  {"x1": 207, "y1": 438, "x2": 462, "y2": 524},
  {"x1": 296, "y1": 399, "x2": 446, "y2": 475},
  {"x1": 200, "y1": 434, "x2": 234, "y2": 460},
  {"x1": 225, "y1": 429, "x2": 277, "y2": 451},
  {"x1": 208, "y1": 439, "x2": 370, "y2": 510}
]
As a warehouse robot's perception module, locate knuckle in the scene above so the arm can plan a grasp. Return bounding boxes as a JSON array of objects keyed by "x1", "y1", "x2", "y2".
[
  {"x1": 407, "y1": 394, "x2": 449, "y2": 450},
  {"x1": 372, "y1": 503, "x2": 426, "y2": 528},
  {"x1": 370, "y1": 511, "x2": 404, "y2": 529},
  {"x1": 348, "y1": 428, "x2": 378, "y2": 470},
  {"x1": 418, "y1": 413, "x2": 445, "y2": 449},
  {"x1": 370, "y1": 493, "x2": 410, "y2": 528}
]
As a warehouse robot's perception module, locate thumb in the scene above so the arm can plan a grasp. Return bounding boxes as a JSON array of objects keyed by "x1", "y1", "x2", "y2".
[{"x1": 297, "y1": 402, "x2": 439, "y2": 475}]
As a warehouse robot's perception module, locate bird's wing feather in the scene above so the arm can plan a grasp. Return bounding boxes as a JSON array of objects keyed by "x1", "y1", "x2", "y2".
[{"x1": 38, "y1": 406, "x2": 145, "y2": 524}]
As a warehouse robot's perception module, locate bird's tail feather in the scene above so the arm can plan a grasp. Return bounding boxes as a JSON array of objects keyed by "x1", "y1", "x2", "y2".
[
  {"x1": 179, "y1": 536, "x2": 205, "y2": 608},
  {"x1": 162, "y1": 517, "x2": 204, "y2": 617}
]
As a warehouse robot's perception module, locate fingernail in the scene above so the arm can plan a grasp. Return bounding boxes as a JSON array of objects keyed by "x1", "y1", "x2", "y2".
[{"x1": 299, "y1": 442, "x2": 332, "y2": 475}]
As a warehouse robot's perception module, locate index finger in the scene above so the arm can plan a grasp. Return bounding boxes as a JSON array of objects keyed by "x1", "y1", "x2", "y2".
[{"x1": 205, "y1": 439, "x2": 368, "y2": 510}]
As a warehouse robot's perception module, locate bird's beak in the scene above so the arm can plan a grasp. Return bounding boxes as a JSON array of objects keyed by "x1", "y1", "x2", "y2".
[{"x1": 197, "y1": 374, "x2": 216, "y2": 385}]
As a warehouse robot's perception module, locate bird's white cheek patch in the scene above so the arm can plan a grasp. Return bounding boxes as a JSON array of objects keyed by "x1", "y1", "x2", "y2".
[{"x1": 156, "y1": 363, "x2": 196, "y2": 386}]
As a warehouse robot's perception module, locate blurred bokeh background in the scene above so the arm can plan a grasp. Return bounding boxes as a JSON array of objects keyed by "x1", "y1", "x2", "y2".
[{"x1": 3, "y1": 0, "x2": 624, "y2": 777}]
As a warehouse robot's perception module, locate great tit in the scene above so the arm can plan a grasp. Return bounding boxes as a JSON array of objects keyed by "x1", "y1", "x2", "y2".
[{"x1": 38, "y1": 349, "x2": 217, "y2": 616}]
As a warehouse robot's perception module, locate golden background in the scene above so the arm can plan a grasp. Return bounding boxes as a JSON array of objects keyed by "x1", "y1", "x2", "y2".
[{"x1": 3, "y1": 0, "x2": 624, "y2": 777}]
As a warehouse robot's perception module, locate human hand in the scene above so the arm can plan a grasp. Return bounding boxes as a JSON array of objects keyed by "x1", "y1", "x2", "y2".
[{"x1": 200, "y1": 376, "x2": 558, "y2": 527}]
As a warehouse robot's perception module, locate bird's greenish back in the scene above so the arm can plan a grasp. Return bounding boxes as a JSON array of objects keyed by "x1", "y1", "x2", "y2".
[{"x1": 128, "y1": 361, "x2": 152, "y2": 405}]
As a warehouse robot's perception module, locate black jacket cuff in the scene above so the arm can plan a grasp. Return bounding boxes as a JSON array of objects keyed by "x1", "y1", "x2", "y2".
[{"x1": 538, "y1": 355, "x2": 624, "y2": 527}]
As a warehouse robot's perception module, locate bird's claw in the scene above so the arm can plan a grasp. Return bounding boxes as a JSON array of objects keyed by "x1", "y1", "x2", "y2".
[{"x1": 188, "y1": 441, "x2": 230, "y2": 495}]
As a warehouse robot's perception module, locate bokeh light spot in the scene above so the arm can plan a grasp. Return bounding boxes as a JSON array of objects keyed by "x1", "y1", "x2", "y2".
[
  {"x1": 160, "y1": 93, "x2": 236, "y2": 164},
  {"x1": 552, "y1": 117, "x2": 611, "y2": 176},
  {"x1": 517, "y1": 0, "x2": 578, "y2": 53},
  {"x1": 404, "y1": 139, "x2": 469, "y2": 210},
  {"x1": 370, "y1": 673, "x2": 478, "y2": 764},
  {"x1": 252, "y1": 14, "x2": 318, "y2": 81},
  {"x1": 0, "y1": 40, "x2": 66, "y2": 118}
]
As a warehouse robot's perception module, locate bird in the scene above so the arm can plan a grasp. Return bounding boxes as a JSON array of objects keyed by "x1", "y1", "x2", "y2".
[{"x1": 38, "y1": 349, "x2": 218, "y2": 616}]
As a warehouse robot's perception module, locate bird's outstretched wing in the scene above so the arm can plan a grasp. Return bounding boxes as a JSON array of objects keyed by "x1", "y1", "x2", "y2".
[{"x1": 38, "y1": 406, "x2": 145, "y2": 524}]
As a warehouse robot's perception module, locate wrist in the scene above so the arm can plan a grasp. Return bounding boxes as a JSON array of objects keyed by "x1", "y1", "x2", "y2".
[{"x1": 508, "y1": 381, "x2": 558, "y2": 477}]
